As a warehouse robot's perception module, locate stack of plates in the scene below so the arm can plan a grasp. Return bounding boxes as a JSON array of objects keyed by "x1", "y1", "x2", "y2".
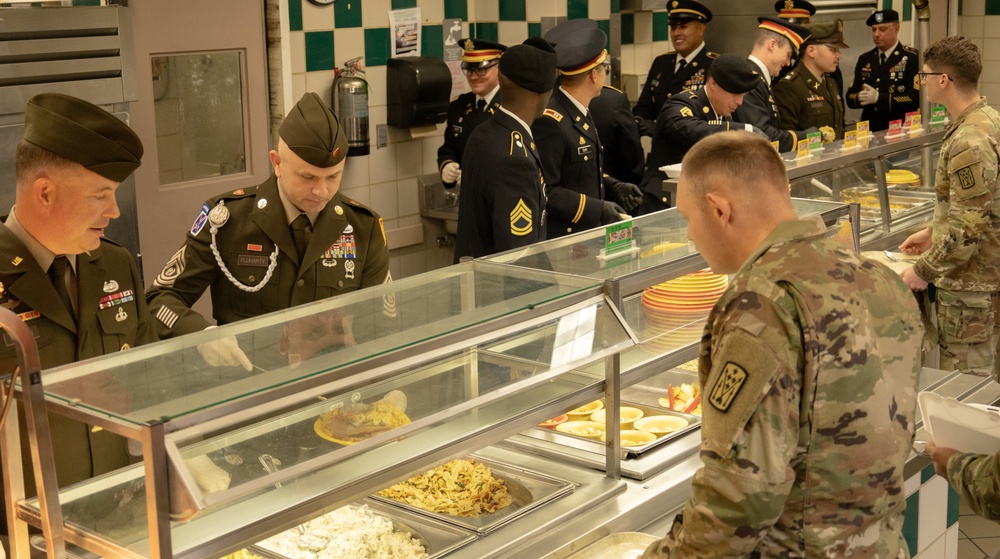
[
  {"x1": 886, "y1": 169, "x2": 920, "y2": 187},
  {"x1": 642, "y1": 269, "x2": 728, "y2": 350}
]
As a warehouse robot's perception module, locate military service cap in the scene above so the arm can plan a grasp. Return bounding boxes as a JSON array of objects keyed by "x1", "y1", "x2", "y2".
[
  {"x1": 757, "y1": 15, "x2": 811, "y2": 50},
  {"x1": 499, "y1": 37, "x2": 558, "y2": 94},
  {"x1": 23, "y1": 93, "x2": 143, "y2": 182},
  {"x1": 708, "y1": 54, "x2": 760, "y2": 94},
  {"x1": 774, "y1": 0, "x2": 815, "y2": 21},
  {"x1": 866, "y1": 9, "x2": 899, "y2": 26},
  {"x1": 543, "y1": 17, "x2": 598, "y2": 47},
  {"x1": 554, "y1": 27, "x2": 608, "y2": 76},
  {"x1": 278, "y1": 92, "x2": 349, "y2": 168},
  {"x1": 460, "y1": 38, "x2": 506, "y2": 69},
  {"x1": 806, "y1": 19, "x2": 849, "y2": 48},
  {"x1": 667, "y1": 0, "x2": 712, "y2": 24}
]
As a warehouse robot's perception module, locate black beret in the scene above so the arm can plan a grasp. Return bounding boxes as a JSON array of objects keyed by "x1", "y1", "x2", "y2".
[
  {"x1": 24, "y1": 93, "x2": 142, "y2": 182},
  {"x1": 543, "y1": 18, "x2": 598, "y2": 47},
  {"x1": 459, "y1": 38, "x2": 507, "y2": 68},
  {"x1": 555, "y1": 28, "x2": 608, "y2": 75},
  {"x1": 757, "y1": 15, "x2": 811, "y2": 50},
  {"x1": 866, "y1": 10, "x2": 899, "y2": 26},
  {"x1": 806, "y1": 19, "x2": 849, "y2": 48},
  {"x1": 708, "y1": 54, "x2": 760, "y2": 94},
  {"x1": 667, "y1": 0, "x2": 712, "y2": 24},
  {"x1": 278, "y1": 92, "x2": 348, "y2": 168},
  {"x1": 499, "y1": 37, "x2": 558, "y2": 94},
  {"x1": 774, "y1": 0, "x2": 815, "y2": 20}
]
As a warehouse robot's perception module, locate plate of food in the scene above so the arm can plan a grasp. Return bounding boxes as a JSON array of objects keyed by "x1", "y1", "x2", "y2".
[{"x1": 314, "y1": 392, "x2": 411, "y2": 444}]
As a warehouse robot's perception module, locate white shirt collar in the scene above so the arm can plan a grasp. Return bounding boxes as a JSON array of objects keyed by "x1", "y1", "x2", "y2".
[
  {"x1": 677, "y1": 42, "x2": 706, "y2": 70},
  {"x1": 748, "y1": 55, "x2": 771, "y2": 86},
  {"x1": 479, "y1": 84, "x2": 500, "y2": 106},
  {"x1": 880, "y1": 41, "x2": 900, "y2": 58},
  {"x1": 559, "y1": 86, "x2": 590, "y2": 116},
  {"x1": 498, "y1": 106, "x2": 533, "y2": 139}
]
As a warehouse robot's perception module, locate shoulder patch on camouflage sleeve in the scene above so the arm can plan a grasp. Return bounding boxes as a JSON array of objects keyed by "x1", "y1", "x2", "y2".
[
  {"x1": 950, "y1": 146, "x2": 988, "y2": 200},
  {"x1": 544, "y1": 108, "x2": 563, "y2": 122},
  {"x1": 710, "y1": 362, "x2": 748, "y2": 411},
  {"x1": 510, "y1": 199, "x2": 533, "y2": 236}
]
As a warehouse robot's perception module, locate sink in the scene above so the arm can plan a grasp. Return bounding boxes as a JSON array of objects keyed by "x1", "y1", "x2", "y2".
[{"x1": 418, "y1": 173, "x2": 459, "y2": 235}]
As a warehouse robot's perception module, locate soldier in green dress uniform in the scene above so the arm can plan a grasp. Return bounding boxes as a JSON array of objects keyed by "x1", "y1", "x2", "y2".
[
  {"x1": 146, "y1": 93, "x2": 390, "y2": 368},
  {"x1": 772, "y1": 19, "x2": 848, "y2": 141},
  {"x1": 0, "y1": 93, "x2": 156, "y2": 532}
]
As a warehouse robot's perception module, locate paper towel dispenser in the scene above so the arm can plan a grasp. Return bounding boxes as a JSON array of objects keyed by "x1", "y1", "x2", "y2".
[{"x1": 387, "y1": 56, "x2": 451, "y2": 128}]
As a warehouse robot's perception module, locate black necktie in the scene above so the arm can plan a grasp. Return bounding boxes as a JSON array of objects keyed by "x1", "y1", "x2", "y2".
[
  {"x1": 476, "y1": 98, "x2": 486, "y2": 112},
  {"x1": 677, "y1": 58, "x2": 687, "y2": 72},
  {"x1": 879, "y1": 52, "x2": 886, "y2": 66},
  {"x1": 290, "y1": 214, "x2": 312, "y2": 261},
  {"x1": 49, "y1": 256, "x2": 75, "y2": 320}
]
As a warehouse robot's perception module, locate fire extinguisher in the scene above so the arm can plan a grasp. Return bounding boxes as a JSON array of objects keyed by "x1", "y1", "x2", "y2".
[{"x1": 333, "y1": 56, "x2": 370, "y2": 156}]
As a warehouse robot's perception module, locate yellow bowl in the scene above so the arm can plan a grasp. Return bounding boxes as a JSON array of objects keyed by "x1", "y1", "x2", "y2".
[
  {"x1": 600, "y1": 430, "x2": 658, "y2": 447},
  {"x1": 556, "y1": 420, "x2": 606, "y2": 439},
  {"x1": 590, "y1": 406, "x2": 644, "y2": 429},
  {"x1": 565, "y1": 400, "x2": 604, "y2": 419},
  {"x1": 634, "y1": 415, "x2": 689, "y2": 436}
]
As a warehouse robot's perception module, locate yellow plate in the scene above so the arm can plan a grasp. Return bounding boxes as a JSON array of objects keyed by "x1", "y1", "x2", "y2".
[
  {"x1": 313, "y1": 415, "x2": 411, "y2": 445},
  {"x1": 639, "y1": 242, "x2": 688, "y2": 259}
]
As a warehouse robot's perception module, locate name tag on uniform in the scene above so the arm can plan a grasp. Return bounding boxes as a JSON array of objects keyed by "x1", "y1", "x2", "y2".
[
  {"x1": 577, "y1": 145, "x2": 594, "y2": 156},
  {"x1": 238, "y1": 254, "x2": 270, "y2": 267}
]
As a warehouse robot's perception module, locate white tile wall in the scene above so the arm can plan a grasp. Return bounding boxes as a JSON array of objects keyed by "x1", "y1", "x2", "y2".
[
  {"x1": 418, "y1": 0, "x2": 444, "y2": 23},
  {"x1": 363, "y1": 0, "x2": 392, "y2": 28},
  {"x1": 499, "y1": 21, "x2": 529, "y2": 46},
  {"x1": 474, "y1": 0, "x2": 499, "y2": 21},
  {"x1": 918, "y1": 476, "x2": 949, "y2": 553},
  {"x1": 965, "y1": 0, "x2": 986, "y2": 17},
  {"x1": 527, "y1": 0, "x2": 566, "y2": 20},
  {"x1": 963, "y1": 16, "x2": 985, "y2": 40},
  {"x1": 590, "y1": 0, "x2": 610, "y2": 21},
  {"x1": 333, "y1": 27, "x2": 365, "y2": 70},
  {"x1": 302, "y1": 2, "x2": 334, "y2": 31},
  {"x1": 987, "y1": 16, "x2": 1000, "y2": 38}
]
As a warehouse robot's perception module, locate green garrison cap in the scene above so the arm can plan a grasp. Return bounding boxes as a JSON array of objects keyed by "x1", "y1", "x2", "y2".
[
  {"x1": 24, "y1": 93, "x2": 143, "y2": 182},
  {"x1": 806, "y1": 19, "x2": 849, "y2": 48},
  {"x1": 278, "y1": 92, "x2": 349, "y2": 168}
]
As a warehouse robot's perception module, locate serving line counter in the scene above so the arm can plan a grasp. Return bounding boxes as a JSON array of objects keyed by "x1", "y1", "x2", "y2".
[{"x1": 663, "y1": 127, "x2": 947, "y2": 253}]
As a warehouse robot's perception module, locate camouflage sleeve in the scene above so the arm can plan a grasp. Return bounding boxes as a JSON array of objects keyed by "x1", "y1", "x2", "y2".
[
  {"x1": 947, "y1": 451, "x2": 1000, "y2": 521},
  {"x1": 914, "y1": 130, "x2": 1000, "y2": 282},
  {"x1": 645, "y1": 290, "x2": 802, "y2": 558}
]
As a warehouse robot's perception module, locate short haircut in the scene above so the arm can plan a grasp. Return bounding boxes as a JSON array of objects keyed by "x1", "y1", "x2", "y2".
[
  {"x1": 681, "y1": 131, "x2": 788, "y2": 205},
  {"x1": 559, "y1": 71, "x2": 591, "y2": 87},
  {"x1": 754, "y1": 27, "x2": 793, "y2": 52},
  {"x1": 15, "y1": 140, "x2": 74, "y2": 186},
  {"x1": 924, "y1": 36, "x2": 982, "y2": 91}
]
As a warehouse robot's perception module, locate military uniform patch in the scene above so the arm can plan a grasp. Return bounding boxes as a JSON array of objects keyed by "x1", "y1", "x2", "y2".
[
  {"x1": 709, "y1": 362, "x2": 748, "y2": 412},
  {"x1": 543, "y1": 108, "x2": 563, "y2": 122},
  {"x1": 190, "y1": 203, "x2": 211, "y2": 236},
  {"x1": 958, "y1": 166, "x2": 977, "y2": 190},
  {"x1": 680, "y1": 107, "x2": 694, "y2": 118},
  {"x1": 153, "y1": 247, "x2": 187, "y2": 288}
]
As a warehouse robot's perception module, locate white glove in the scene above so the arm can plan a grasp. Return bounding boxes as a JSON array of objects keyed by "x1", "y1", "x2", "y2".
[
  {"x1": 441, "y1": 161, "x2": 461, "y2": 184},
  {"x1": 857, "y1": 84, "x2": 879, "y2": 106},
  {"x1": 197, "y1": 325, "x2": 253, "y2": 371},
  {"x1": 185, "y1": 454, "x2": 231, "y2": 494}
]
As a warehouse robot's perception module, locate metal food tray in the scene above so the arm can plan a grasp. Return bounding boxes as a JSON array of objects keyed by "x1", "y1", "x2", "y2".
[
  {"x1": 566, "y1": 532, "x2": 660, "y2": 559},
  {"x1": 248, "y1": 498, "x2": 477, "y2": 559},
  {"x1": 370, "y1": 455, "x2": 577, "y2": 534},
  {"x1": 522, "y1": 399, "x2": 699, "y2": 458}
]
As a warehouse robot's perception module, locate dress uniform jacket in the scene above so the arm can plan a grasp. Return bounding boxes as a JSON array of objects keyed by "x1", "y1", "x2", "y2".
[
  {"x1": 146, "y1": 175, "x2": 390, "y2": 339},
  {"x1": 633, "y1": 48, "x2": 718, "y2": 125},
  {"x1": 532, "y1": 88, "x2": 617, "y2": 238},
  {"x1": 846, "y1": 44, "x2": 920, "y2": 132},
  {"x1": 590, "y1": 85, "x2": 644, "y2": 185},
  {"x1": 639, "y1": 88, "x2": 740, "y2": 209},
  {"x1": 0, "y1": 227, "x2": 157, "y2": 521},
  {"x1": 772, "y1": 64, "x2": 845, "y2": 139},
  {"x1": 437, "y1": 90, "x2": 501, "y2": 188},
  {"x1": 733, "y1": 73, "x2": 810, "y2": 152},
  {"x1": 643, "y1": 217, "x2": 923, "y2": 558},
  {"x1": 454, "y1": 110, "x2": 547, "y2": 262}
]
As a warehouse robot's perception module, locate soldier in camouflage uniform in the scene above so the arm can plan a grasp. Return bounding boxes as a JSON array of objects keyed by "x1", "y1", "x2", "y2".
[
  {"x1": 927, "y1": 440, "x2": 1000, "y2": 523},
  {"x1": 899, "y1": 37, "x2": 1000, "y2": 379},
  {"x1": 642, "y1": 131, "x2": 923, "y2": 558}
]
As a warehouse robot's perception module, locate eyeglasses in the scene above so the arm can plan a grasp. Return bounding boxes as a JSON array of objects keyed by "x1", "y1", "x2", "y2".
[
  {"x1": 918, "y1": 72, "x2": 951, "y2": 82},
  {"x1": 599, "y1": 62, "x2": 612, "y2": 74},
  {"x1": 461, "y1": 62, "x2": 498, "y2": 77}
]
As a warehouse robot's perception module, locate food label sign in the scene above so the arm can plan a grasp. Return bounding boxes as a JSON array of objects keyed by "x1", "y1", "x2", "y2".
[{"x1": 605, "y1": 221, "x2": 634, "y2": 256}]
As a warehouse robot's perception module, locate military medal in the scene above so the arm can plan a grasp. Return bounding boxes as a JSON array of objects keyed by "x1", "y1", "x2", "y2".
[
  {"x1": 257, "y1": 198, "x2": 268, "y2": 209},
  {"x1": 115, "y1": 307, "x2": 128, "y2": 322},
  {"x1": 209, "y1": 203, "x2": 230, "y2": 227},
  {"x1": 345, "y1": 260, "x2": 355, "y2": 279},
  {"x1": 322, "y1": 259, "x2": 337, "y2": 267},
  {"x1": 103, "y1": 280, "x2": 119, "y2": 293}
]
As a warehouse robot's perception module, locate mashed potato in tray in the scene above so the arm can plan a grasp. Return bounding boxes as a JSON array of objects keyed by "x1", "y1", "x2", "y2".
[
  {"x1": 377, "y1": 458, "x2": 513, "y2": 517},
  {"x1": 257, "y1": 504, "x2": 426, "y2": 559}
]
